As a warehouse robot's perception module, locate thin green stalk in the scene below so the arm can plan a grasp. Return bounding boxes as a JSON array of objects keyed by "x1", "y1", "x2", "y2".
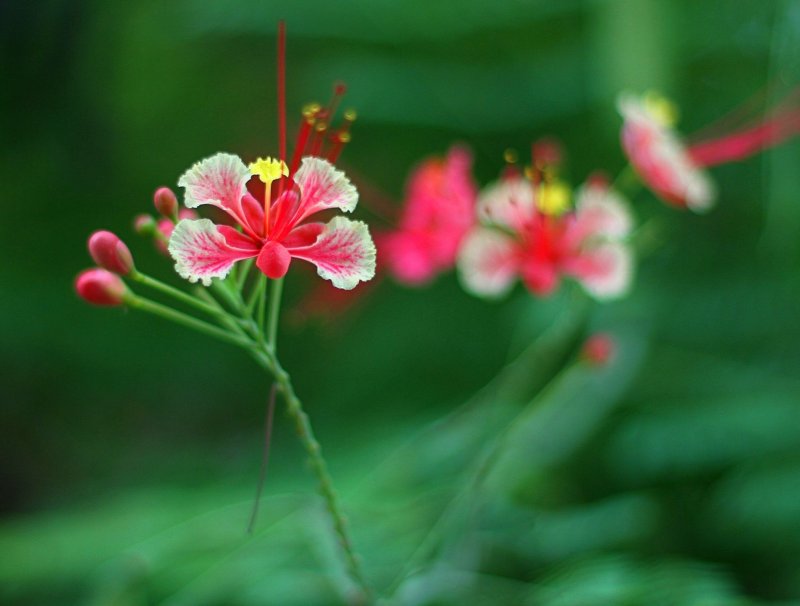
[
  {"x1": 267, "y1": 354, "x2": 372, "y2": 602},
  {"x1": 126, "y1": 295, "x2": 255, "y2": 351},
  {"x1": 257, "y1": 277, "x2": 267, "y2": 337},
  {"x1": 261, "y1": 276, "x2": 371, "y2": 602},
  {"x1": 237, "y1": 258, "x2": 254, "y2": 292},
  {"x1": 130, "y1": 270, "x2": 244, "y2": 325},
  {"x1": 247, "y1": 274, "x2": 266, "y2": 317},
  {"x1": 267, "y1": 277, "x2": 284, "y2": 348}
]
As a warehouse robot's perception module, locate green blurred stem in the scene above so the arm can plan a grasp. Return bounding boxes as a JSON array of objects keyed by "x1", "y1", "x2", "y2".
[
  {"x1": 260, "y1": 275, "x2": 372, "y2": 603},
  {"x1": 267, "y1": 277, "x2": 284, "y2": 349},
  {"x1": 130, "y1": 270, "x2": 244, "y2": 325},
  {"x1": 126, "y1": 295, "x2": 254, "y2": 350}
]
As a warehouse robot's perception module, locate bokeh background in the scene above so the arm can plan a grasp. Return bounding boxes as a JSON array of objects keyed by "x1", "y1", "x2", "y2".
[{"x1": 3, "y1": 0, "x2": 800, "y2": 604}]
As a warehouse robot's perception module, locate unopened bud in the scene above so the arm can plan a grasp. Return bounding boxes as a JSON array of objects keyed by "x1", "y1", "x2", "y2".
[
  {"x1": 75, "y1": 268, "x2": 128, "y2": 306},
  {"x1": 134, "y1": 213, "x2": 156, "y2": 236},
  {"x1": 153, "y1": 187, "x2": 179, "y2": 220},
  {"x1": 581, "y1": 333, "x2": 615, "y2": 366},
  {"x1": 88, "y1": 230, "x2": 135, "y2": 275}
]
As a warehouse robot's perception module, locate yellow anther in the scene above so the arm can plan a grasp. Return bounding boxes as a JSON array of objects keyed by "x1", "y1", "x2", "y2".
[
  {"x1": 339, "y1": 131, "x2": 352, "y2": 143},
  {"x1": 536, "y1": 181, "x2": 571, "y2": 216},
  {"x1": 504, "y1": 148, "x2": 518, "y2": 164},
  {"x1": 343, "y1": 109, "x2": 357, "y2": 122},
  {"x1": 643, "y1": 90, "x2": 679, "y2": 127},
  {"x1": 302, "y1": 102, "x2": 321, "y2": 119},
  {"x1": 314, "y1": 122, "x2": 328, "y2": 133},
  {"x1": 248, "y1": 157, "x2": 288, "y2": 185}
]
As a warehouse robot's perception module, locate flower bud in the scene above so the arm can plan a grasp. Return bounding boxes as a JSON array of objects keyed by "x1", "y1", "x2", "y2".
[
  {"x1": 88, "y1": 230, "x2": 135, "y2": 275},
  {"x1": 75, "y1": 268, "x2": 128, "y2": 306},
  {"x1": 153, "y1": 187, "x2": 179, "y2": 220},
  {"x1": 581, "y1": 333, "x2": 615, "y2": 366},
  {"x1": 134, "y1": 213, "x2": 156, "y2": 236}
]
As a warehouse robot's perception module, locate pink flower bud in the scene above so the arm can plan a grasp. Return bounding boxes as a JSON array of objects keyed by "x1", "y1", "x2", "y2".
[
  {"x1": 153, "y1": 187, "x2": 179, "y2": 220},
  {"x1": 134, "y1": 213, "x2": 156, "y2": 236},
  {"x1": 88, "y1": 230, "x2": 135, "y2": 275},
  {"x1": 581, "y1": 333, "x2": 615, "y2": 366},
  {"x1": 75, "y1": 268, "x2": 128, "y2": 306}
]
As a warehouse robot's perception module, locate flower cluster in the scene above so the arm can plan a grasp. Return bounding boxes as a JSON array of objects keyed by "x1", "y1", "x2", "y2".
[{"x1": 381, "y1": 142, "x2": 634, "y2": 301}]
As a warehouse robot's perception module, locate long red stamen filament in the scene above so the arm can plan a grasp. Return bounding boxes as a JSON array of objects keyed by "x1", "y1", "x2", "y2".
[
  {"x1": 290, "y1": 106, "x2": 317, "y2": 175},
  {"x1": 310, "y1": 121, "x2": 327, "y2": 156},
  {"x1": 688, "y1": 107, "x2": 800, "y2": 167},
  {"x1": 265, "y1": 19, "x2": 286, "y2": 236},
  {"x1": 326, "y1": 109, "x2": 355, "y2": 164},
  {"x1": 325, "y1": 82, "x2": 347, "y2": 125}
]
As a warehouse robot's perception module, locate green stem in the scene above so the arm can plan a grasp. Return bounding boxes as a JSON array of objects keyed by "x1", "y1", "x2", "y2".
[
  {"x1": 237, "y1": 258, "x2": 254, "y2": 292},
  {"x1": 267, "y1": 354, "x2": 372, "y2": 602},
  {"x1": 261, "y1": 276, "x2": 371, "y2": 601},
  {"x1": 130, "y1": 271, "x2": 245, "y2": 328},
  {"x1": 267, "y1": 277, "x2": 284, "y2": 349},
  {"x1": 126, "y1": 295, "x2": 255, "y2": 351}
]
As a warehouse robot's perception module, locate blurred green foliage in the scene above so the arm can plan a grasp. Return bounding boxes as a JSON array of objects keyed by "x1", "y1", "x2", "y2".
[{"x1": 2, "y1": 0, "x2": 800, "y2": 604}]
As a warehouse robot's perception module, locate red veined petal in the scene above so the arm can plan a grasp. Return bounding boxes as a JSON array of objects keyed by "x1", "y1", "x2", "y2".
[
  {"x1": 177, "y1": 153, "x2": 252, "y2": 226},
  {"x1": 168, "y1": 218, "x2": 258, "y2": 286},
  {"x1": 285, "y1": 216, "x2": 376, "y2": 290}
]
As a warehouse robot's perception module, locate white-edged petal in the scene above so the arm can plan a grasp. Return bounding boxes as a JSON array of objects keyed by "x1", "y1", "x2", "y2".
[
  {"x1": 575, "y1": 241, "x2": 633, "y2": 300},
  {"x1": 177, "y1": 153, "x2": 251, "y2": 223},
  {"x1": 457, "y1": 227, "x2": 519, "y2": 298},
  {"x1": 287, "y1": 216, "x2": 376, "y2": 290},
  {"x1": 476, "y1": 177, "x2": 536, "y2": 232},
  {"x1": 575, "y1": 182, "x2": 633, "y2": 239},
  {"x1": 292, "y1": 157, "x2": 358, "y2": 222},
  {"x1": 168, "y1": 218, "x2": 257, "y2": 286}
]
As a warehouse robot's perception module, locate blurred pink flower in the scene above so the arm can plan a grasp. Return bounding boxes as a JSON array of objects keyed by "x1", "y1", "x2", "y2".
[
  {"x1": 619, "y1": 90, "x2": 800, "y2": 212},
  {"x1": 458, "y1": 177, "x2": 633, "y2": 300},
  {"x1": 379, "y1": 146, "x2": 477, "y2": 285}
]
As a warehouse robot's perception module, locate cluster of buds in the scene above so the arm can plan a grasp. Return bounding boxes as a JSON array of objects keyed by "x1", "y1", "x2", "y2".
[{"x1": 75, "y1": 231, "x2": 134, "y2": 306}]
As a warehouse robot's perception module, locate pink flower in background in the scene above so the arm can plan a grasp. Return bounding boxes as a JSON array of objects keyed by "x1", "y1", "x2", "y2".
[
  {"x1": 168, "y1": 153, "x2": 376, "y2": 290},
  {"x1": 619, "y1": 90, "x2": 800, "y2": 212},
  {"x1": 380, "y1": 146, "x2": 477, "y2": 285},
  {"x1": 458, "y1": 176, "x2": 633, "y2": 299}
]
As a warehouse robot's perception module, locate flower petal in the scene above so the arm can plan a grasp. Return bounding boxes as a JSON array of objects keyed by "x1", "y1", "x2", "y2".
[
  {"x1": 618, "y1": 93, "x2": 716, "y2": 212},
  {"x1": 177, "y1": 153, "x2": 252, "y2": 225},
  {"x1": 567, "y1": 241, "x2": 633, "y2": 300},
  {"x1": 477, "y1": 177, "x2": 537, "y2": 233},
  {"x1": 286, "y1": 217, "x2": 376, "y2": 290},
  {"x1": 457, "y1": 228, "x2": 520, "y2": 298},
  {"x1": 274, "y1": 157, "x2": 358, "y2": 232},
  {"x1": 169, "y1": 218, "x2": 258, "y2": 286},
  {"x1": 574, "y1": 182, "x2": 633, "y2": 241}
]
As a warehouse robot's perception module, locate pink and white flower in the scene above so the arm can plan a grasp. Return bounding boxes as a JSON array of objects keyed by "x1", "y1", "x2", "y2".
[
  {"x1": 619, "y1": 90, "x2": 800, "y2": 212},
  {"x1": 619, "y1": 93, "x2": 715, "y2": 212},
  {"x1": 458, "y1": 177, "x2": 633, "y2": 300},
  {"x1": 168, "y1": 153, "x2": 376, "y2": 290},
  {"x1": 380, "y1": 146, "x2": 477, "y2": 285}
]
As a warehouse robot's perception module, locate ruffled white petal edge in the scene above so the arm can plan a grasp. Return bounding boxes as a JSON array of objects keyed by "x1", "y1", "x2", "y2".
[
  {"x1": 292, "y1": 157, "x2": 359, "y2": 222},
  {"x1": 168, "y1": 218, "x2": 256, "y2": 286},
  {"x1": 288, "y1": 216, "x2": 376, "y2": 290},
  {"x1": 177, "y1": 153, "x2": 251, "y2": 222},
  {"x1": 457, "y1": 227, "x2": 519, "y2": 298}
]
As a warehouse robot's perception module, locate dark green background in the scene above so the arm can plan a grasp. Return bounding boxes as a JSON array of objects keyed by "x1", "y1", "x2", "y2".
[{"x1": 2, "y1": 0, "x2": 800, "y2": 604}]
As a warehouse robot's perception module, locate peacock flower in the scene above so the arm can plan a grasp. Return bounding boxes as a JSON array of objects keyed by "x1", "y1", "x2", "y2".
[
  {"x1": 619, "y1": 90, "x2": 800, "y2": 212},
  {"x1": 458, "y1": 175, "x2": 633, "y2": 300},
  {"x1": 167, "y1": 97, "x2": 376, "y2": 290},
  {"x1": 380, "y1": 146, "x2": 477, "y2": 285}
]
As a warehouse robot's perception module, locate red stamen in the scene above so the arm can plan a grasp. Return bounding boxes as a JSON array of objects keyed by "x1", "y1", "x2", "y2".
[
  {"x1": 309, "y1": 121, "x2": 327, "y2": 157},
  {"x1": 688, "y1": 107, "x2": 800, "y2": 167},
  {"x1": 274, "y1": 19, "x2": 287, "y2": 221},
  {"x1": 327, "y1": 131, "x2": 349, "y2": 164},
  {"x1": 325, "y1": 82, "x2": 347, "y2": 124},
  {"x1": 290, "y1": 104, "x2": 318, "y2": 175}
]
